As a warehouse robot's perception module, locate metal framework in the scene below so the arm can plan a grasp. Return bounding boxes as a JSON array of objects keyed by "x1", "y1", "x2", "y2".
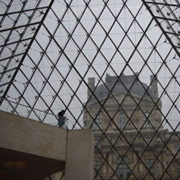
[
  {"x1": 0, "y1": 0, "x2": 54, "y2": 105},
  {"x1": 0, "y1": 0, "x2": 180, "y2": 179},
  {"x1": 142, "y1": 0, "x2": 180, "y2": 57}
]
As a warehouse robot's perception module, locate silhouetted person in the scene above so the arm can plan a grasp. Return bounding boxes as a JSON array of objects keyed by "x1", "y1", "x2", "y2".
[{"x1": 57, "y1": 110, "x2": 67, "y2": 128}]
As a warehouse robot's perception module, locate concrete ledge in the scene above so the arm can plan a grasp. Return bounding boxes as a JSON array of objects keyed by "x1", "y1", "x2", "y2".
[
  {"x1": 0, "y1": 111, "x2": 94, "y2": 180},
  {"x1": 0, "y1": 110, "x2": 67, "y2": 161}
]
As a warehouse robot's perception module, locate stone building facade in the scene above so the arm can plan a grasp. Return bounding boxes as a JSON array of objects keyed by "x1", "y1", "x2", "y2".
[{"x1": 83, "y1": 74, "x2": 180, "y2": 180}]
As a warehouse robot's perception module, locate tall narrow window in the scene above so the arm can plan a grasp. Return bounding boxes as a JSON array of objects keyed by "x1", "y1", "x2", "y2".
[
  {"x1": 118, "y1": 113, "x2": 128, "y2": 130},
  {"x1": 117, "y1": 156, "x2": 130, "y2": 179},
  {"x1": 176, "y1": 162, "x2": 180, "y2": 176},
  {"x1": 93, "y1": 114, "x2": 102, "y2": 129},
  {"x1": 94, "y1": 159, "x2": 101, "y2": 176},
  {"x1": 145, "y1": 159, "x2": 154, "y2": 175},
  {"x1": 175, "y1": 144, "x2": 180, "y2": 153}
]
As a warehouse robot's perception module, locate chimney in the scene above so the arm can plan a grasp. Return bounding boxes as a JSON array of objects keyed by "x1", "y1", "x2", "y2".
[
  {"x1": 150, "y1": 75, "x2": 158, "y2": 99},
  {"x1": 88, "y1": 77, "x2": 95, "y2": 98}
]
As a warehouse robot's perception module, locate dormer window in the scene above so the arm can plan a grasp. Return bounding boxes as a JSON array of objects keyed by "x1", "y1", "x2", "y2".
[
  {"x1": 144, "y1": 112, "x2": 152, "y2": 128},
  {"x1": 118, "y1": 113, "x2": 128, "y2": 130},
  {"x1": 145, "y1": 137, "x2": 151, "y2": 145}
]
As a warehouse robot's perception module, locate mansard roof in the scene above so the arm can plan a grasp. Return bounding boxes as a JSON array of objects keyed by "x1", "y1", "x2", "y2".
[{"x1": 88, "y1": 73, "x2": 157, "y2": 104}]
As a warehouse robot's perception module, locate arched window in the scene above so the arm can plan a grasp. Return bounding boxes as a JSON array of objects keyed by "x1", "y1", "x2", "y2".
[
  {"x1": 117, "y1": 156, "x2": 130, "y2": 179},
  {"x1": 93, "y1": 113, "x2": 102, "y2": 129},
  {"x1": 118, "y1": 113, "x2": 128, "y2": 130}
]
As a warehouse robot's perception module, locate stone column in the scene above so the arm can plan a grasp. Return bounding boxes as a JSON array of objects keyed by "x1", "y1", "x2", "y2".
[
  {"x1": 65, "y1": 130, "x2": 94, "y2": 180},
  {"x1": 150, "y1": 75, "x2": 158, "y2": 99}
]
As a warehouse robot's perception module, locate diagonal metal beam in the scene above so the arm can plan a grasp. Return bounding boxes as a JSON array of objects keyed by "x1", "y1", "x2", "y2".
[{"x1": 141, "y1": 0, "x2": 180, "y2": 58}]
